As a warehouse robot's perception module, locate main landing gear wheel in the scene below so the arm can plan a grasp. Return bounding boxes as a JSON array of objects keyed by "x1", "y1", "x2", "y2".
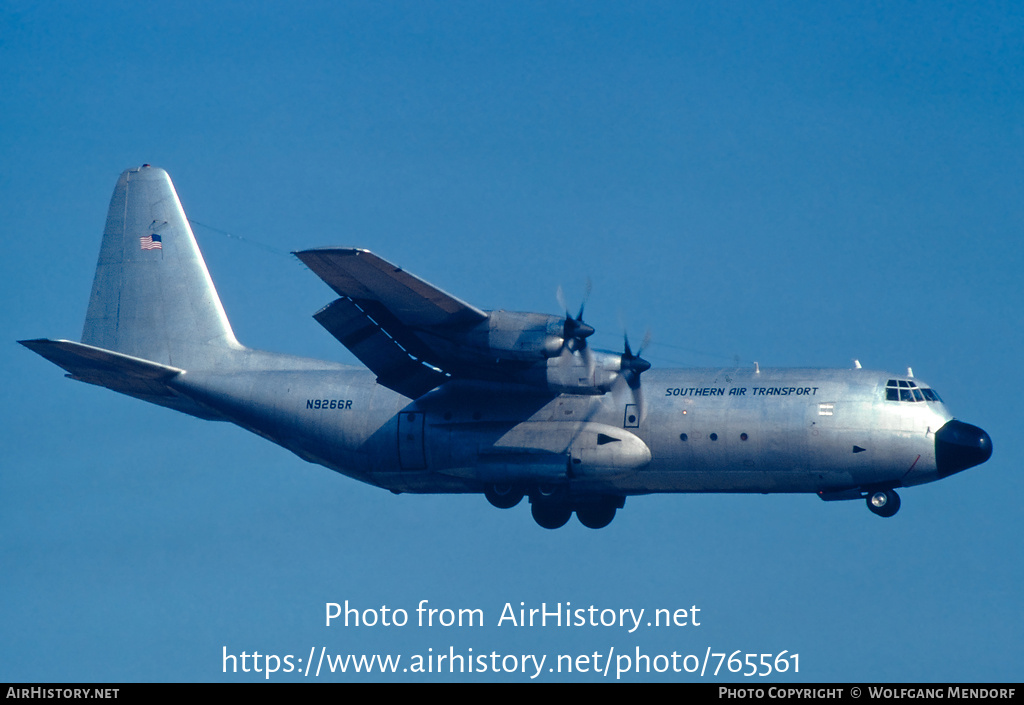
[
  {"x1": 576, "y1": 504, "x2": 617, "y2": 529},
  {"x1": 531, "y1": 501, "x2": 572, "y2": 530},
  {"x1": 485, "y1": 483, "x2": 524, "y2": 509},
  {"x1": 867, "y1": 489, "x2": 901, "y2": 518}
]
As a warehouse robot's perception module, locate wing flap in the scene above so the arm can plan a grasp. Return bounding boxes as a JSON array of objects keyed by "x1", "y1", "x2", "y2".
[
  {"x1": 313, "y1": 299, "x2": 448, "y2": 399},
  {"x1": 295, "y1": 248, "x2": 487, "y2": 328}
]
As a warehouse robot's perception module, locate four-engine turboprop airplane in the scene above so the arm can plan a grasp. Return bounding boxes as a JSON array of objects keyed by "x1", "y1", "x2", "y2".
[{"x1": 20, "y1": 166, "x2": 993, "y2": 529}]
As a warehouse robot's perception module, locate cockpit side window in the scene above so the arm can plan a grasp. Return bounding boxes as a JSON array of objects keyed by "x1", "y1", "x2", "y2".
[{"x1": 886, "y1": 379, "x2": 941, "y2": 403}]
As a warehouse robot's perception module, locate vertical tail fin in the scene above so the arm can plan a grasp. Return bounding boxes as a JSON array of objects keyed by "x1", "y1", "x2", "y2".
[{"x1": 82, "y1": 165, "x2": 241, "y2": 369}]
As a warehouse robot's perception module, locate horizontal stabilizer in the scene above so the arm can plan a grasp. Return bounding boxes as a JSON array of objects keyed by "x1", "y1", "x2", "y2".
[
  {"x1": 313, "y1": 299, "x2": 448, "y2": 399},
  {"x1": 20, "y1": 339, "x2": 182, "y2": 390},
  {"x1": 296, "y1": 248, "x2": 487, "y2": 328},
  {"x1": 19, "y1": 339, "x2": 222, "y2": 420}
]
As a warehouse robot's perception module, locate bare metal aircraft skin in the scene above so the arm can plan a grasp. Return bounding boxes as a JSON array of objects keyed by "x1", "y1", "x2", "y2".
[{"x1": 20, "y1": 166, "x2": 992, "y2": 529}]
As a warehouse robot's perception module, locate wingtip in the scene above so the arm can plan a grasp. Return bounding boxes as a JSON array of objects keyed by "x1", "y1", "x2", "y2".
[
  {"x1": 295, "y1": 247, "x2": 369, "y2": 255},
  {"x1": 294, "y1": 247, "x2": 369, "y2": 265}
]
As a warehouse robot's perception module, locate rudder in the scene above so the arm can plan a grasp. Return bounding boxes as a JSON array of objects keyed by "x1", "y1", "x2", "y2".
[{"x1": 82, "y1": 165, "x2": 240, "y2": 369}]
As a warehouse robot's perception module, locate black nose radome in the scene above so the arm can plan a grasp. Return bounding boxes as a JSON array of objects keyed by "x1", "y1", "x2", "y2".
[{"x1": 935, "y1": 420, "x2": 992, "y2": 478}]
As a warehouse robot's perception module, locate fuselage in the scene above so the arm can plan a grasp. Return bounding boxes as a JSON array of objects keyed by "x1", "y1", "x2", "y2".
[{"x1": 167, "y1": 355, "x2": 982, "y2": 500}]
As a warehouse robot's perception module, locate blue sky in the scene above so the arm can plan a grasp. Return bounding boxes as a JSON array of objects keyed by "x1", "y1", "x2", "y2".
[{"x1": 2, "y1": 1, "x2": 1021, "y2": 682}]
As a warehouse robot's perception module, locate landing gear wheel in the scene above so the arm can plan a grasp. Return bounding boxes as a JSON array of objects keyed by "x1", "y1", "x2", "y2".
[
  {"x1": 867, "y1": 489, "x2": 901, "y2": 518},
  {"x1": 485, "y1": 484, "x2": 524, "y2": 509},
  {"x1": 576, "y1": 504, "x2": 617, "y2": 529},
  {"x1": 531, "y1": 501, "x2": 572, "y2": 529}
]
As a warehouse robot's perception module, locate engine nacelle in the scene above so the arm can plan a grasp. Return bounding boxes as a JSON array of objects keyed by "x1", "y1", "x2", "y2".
[
  {"x1": 495, "y1": 347, "x2": 626, "y2": 395},
  {"x1": 470, "y1": 310, "x2": 573, "y2": 361}
]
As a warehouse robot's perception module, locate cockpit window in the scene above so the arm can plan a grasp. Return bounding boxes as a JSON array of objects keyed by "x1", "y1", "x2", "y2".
[{"x1": 886, "y1": 379, "x2": 942, "y2": 403}]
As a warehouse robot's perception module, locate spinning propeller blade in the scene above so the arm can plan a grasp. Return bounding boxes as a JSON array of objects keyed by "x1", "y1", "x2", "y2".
[
  {"x1": 619, "y1": 330, "x2": 651, "y2": 421},
  {"x1": 557, "y1": 280, "x2": 594, "y2": 350}
]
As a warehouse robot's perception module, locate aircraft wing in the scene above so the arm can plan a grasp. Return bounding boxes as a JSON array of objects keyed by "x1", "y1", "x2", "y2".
[
  {"x1": 312, "y1": 298, "x2": 449, "y2": 399},
  {"x1": 296, "y1": 248, "x2": 490, "y2": 397},
  {"x1": 295, "y1": 248, "x2": 487, "y2": 328}
]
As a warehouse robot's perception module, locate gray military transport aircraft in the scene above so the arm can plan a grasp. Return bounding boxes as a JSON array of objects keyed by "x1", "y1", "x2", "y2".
[{"x1": 21, "y1": 166, "x2": 993, "y2": 529}]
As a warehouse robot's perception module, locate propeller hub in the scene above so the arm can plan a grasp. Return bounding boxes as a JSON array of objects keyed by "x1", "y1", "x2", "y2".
[
  {"x1": 628, "y1": 357, "x2": 651, "y2": 374},
  {"x1": 565, "y1": 319, "x2": 595, "y2": 340},
  {"x1": 621, "y1": 331, "x2": 651, "y2": 376}
]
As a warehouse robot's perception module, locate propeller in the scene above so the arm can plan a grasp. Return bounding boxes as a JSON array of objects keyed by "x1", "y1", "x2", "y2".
[
  {"x1": 556, "y1": 281, "x2": 596, "y2": 382},
  {"x1": 556, "y1": 280, "x2": 594, "y2": 351},
  {"x1": 618, "y1": 330, "x2": 651, "y2": 421}
]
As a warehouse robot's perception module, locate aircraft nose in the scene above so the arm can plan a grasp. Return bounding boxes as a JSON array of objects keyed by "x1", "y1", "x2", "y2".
[{"x1": 935, "y1": 420, "x2": 992, "y2": 478}]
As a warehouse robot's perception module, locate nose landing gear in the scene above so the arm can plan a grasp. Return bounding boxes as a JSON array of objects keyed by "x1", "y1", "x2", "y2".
[{"x1": 867, "y1": 489, "x2": 901, "y2": 518}]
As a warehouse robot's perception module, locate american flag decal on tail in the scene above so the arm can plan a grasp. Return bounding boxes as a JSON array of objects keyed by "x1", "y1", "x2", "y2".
[{"x1": 140, "y1": 234, "x2": 162, "y2": 250}]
